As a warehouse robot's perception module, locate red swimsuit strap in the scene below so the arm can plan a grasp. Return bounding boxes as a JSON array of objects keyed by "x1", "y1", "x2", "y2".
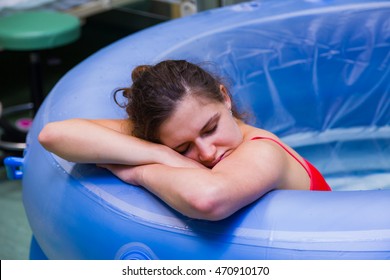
[
  {"x1": 250, "y1": 136, "x2": 311, "y2": 178},
  {"x1": 250, "y1": 136, "x2": 331, "y2": 191}
]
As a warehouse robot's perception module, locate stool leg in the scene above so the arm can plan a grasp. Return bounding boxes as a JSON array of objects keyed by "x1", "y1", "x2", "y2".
[{"x1": 29, "y1": 52, "x2": 44, "y2": 115}]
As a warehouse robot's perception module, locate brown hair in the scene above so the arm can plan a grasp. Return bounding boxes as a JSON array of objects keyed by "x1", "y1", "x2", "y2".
[{"x1": 114, "y1": 60, "x2": 242, "y2": 142}]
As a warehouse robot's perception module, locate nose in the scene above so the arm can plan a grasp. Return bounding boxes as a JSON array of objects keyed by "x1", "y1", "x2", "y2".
[{"x1": 196, "y1": 139, "x2": 216, "y2": 163}]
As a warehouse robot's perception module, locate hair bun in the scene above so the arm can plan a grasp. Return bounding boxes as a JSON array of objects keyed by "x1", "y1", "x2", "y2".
[{"x1": 131, "y1": 65, "x2": 151, "y2": 82}]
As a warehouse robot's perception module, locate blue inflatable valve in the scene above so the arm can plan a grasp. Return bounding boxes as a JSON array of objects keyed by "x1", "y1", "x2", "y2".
[
  {"x1": 115, "y1": 243, "x2": 158, "y2": 260},
  {"x1": 4, "y1": 156, "x2": 24, "y2": 180}
]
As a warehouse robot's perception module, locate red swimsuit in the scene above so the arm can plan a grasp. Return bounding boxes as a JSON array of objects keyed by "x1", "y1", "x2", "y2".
[{"x1": 251, "y1": 136, "x2": 331, "y2": 191}]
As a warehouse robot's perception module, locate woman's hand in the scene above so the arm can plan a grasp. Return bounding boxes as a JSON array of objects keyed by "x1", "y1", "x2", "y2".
[
  {"x1": 97, "y1": 164, "x2": 145, "y2": 186},
  {"x1": 98, "y1": 149, "x2": 205, "y2": 186}
]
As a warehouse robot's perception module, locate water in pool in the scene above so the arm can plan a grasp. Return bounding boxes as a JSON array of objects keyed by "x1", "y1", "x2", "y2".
[{"x1": 285, "y1": 129, "x2": 390, "y2": 191}]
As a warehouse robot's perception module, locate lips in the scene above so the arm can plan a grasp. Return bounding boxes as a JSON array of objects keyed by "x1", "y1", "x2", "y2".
[{"x1": 210, "y1": 151, "x2": 228, "y2": 168}]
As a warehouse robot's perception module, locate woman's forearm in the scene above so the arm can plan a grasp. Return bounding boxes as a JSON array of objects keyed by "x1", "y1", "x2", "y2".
[
  {"x1": 38, "y1": 119, "x2": 200, "y2": 168},
  {"x1": 137, "y1": 164, "x2": 240, "y2": 220},
  {"x1": 39, "y1": 119, "x2": 158, "y2": 164}
]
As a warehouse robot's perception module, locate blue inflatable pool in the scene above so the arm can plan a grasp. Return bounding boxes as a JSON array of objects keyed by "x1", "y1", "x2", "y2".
[{"x1": 16, "y1": 0, "x2": 390, "y2": 259}]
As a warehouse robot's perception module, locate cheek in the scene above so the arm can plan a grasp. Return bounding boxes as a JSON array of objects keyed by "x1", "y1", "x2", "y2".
[
  {"x1": 228, "y1": 135, "x2": 242, "y2": 149},
  {"x1": 221, "y1": 123, "x2": 242, "y2": 147}
]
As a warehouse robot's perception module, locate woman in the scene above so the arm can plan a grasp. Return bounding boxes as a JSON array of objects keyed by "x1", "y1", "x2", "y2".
[{"x1": 39, "y1": 60, "x2": 331, "y2": 221}]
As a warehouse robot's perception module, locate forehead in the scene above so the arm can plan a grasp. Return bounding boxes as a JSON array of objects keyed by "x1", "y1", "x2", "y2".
[{"x1": 158, "y1": 95, "x2": 220, "y2": 146}]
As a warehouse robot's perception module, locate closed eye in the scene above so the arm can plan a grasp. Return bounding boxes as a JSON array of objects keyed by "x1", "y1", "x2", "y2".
[
  {"x1": 178, "y1": 144, "x2": 191, "y2": 155},
  {"x1": 176, "y1": 125, "x2": 217, "y2": 155},
  {"x1": 173, "y1": 113, "x2": 220, "y2": 155},
  {"x1": 202, "y1": 124, "x2": 218, "y2": 137}
]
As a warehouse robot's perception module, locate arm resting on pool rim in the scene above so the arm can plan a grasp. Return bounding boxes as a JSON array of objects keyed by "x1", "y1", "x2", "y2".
[{"x1": 101, "y1": 139, "x2": 286, "y2": 221}]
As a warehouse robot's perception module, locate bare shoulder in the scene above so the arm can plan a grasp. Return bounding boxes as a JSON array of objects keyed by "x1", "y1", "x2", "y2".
[
  {"x1": 212, "y1": 135, "x2": 289, "y2": 192},
  {"x1": 228, "y1": 135, "x2": 288, "y2": 170},
  {"x1": 234, "y1": 124, "x2": 311, "y2": 190},
  {"x1": 217, "y1": 123, "x2": 288, "y2": 170}
]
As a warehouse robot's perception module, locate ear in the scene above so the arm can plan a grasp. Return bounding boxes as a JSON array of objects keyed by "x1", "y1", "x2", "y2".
[{"x1": 219, "y1": 85, "x2": 232, "y2": 110}]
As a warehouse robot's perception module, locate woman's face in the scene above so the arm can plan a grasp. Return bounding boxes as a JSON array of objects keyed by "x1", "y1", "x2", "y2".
[{"x1": 159, "y1": 91, "x2": 243, "y2": 168}]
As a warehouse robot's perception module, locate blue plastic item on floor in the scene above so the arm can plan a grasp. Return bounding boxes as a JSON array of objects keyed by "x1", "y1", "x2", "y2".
[
  {"x1": 21, "y1": 0, "x2": 390, "y2": 259},
  {"x1": 3, "y1": 157, "x2": 24, "y2": 180}
]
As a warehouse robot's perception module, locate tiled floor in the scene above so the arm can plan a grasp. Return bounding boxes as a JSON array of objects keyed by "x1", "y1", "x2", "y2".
[{"x1": 0, "y1": 168, "x2": 31, "y2": 260}]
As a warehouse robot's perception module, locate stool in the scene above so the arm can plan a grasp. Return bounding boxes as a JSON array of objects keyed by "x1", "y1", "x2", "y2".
[{"x1": 0, "y1": 10, "x2": 81, "y2": 154}]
